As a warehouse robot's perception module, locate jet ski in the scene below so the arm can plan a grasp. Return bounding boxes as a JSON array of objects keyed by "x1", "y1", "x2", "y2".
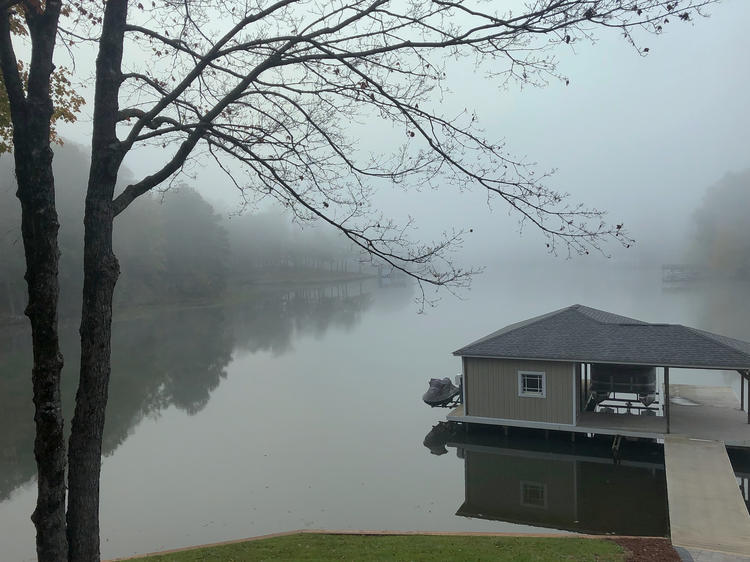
[
  {"x1": 422, "y1": 421, "x2": 458, "y2": 455},
  {"x1": 422, "y1": 376, "x2": 461, "y2": 407}
]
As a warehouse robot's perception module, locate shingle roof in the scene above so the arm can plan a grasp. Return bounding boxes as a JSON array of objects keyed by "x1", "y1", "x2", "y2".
[{"x1": 453, "y1": 304, "x2": 750, "y2": 369}]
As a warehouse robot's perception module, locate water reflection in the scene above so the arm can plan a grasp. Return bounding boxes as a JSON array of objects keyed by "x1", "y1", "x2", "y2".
[
  {"x1": 0, "y1": 280, "x2": 377, "y2": 502},
  {"x1": 729, "y1": 448, "x2": 750, "y2": 515},
  {"x1": 5, "y1": 265, "x2": 750, "y2": 560},
  {"x1": 425, "y1": 423, "x2": 669, "y2": 536},
  {"x1": 425, "y1": 422, "x2": 750, "y2": 534},
  {"x1": 0, "y1": 327, "x2": 36, "y2": 503},
  {"x1": 232, "y1": 283, "x2": 374, "y2": 356}
]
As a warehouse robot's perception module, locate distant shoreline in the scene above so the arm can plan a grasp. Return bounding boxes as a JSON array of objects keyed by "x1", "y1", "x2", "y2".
[
  {"x1": 234, "y1": 270, "x2": 375, "y2": 286},
  {"x1": 0, "y1": 272, "x2": 379, "y2": 330}
]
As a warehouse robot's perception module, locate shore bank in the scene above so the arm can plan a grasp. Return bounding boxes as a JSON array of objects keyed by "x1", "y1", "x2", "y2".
[{"x1": 109, "y1": 530, "x2": 679, "y2": 562}]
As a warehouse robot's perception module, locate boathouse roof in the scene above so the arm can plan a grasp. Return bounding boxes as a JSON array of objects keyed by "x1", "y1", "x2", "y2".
[{"x1": 453, "y1": 304, "x2": 750, "y2": 370}]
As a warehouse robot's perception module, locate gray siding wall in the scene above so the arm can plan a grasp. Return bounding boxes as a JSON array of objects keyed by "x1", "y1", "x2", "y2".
[
  {"x1": 463, "y1": 450, "x2": 576, "y2": 525},
  {"x1": 465, "y1": 358, "x2": 574, "y2": 424}
]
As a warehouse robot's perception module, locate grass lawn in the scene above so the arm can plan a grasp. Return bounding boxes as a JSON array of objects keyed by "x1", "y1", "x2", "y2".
[{"x1": 132, "y1": 533, "x2": 626, "y2": 561}]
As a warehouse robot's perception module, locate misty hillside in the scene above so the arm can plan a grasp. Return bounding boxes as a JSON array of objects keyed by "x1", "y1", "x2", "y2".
[
  {"x1": 0, "y1": 142, "x2": 363, "y2": 321},
  {"x1": 686, "y1": 169, "x2": 750, "y2": 280}
]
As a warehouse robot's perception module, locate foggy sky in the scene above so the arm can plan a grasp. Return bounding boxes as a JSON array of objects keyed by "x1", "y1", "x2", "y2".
[{"x1": 53, "y1": 0, "x2": 750, "y2": 271}]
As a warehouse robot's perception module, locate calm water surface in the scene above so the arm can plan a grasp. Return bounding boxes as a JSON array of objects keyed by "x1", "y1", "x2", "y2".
[{"x1": 1, "y1": 264, "x2": 749, "y2": 560}]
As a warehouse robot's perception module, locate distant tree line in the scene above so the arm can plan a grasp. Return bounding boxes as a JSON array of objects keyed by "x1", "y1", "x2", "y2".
[
  {"x1": 227, "y1": 210, "x2": 363, "y2": 281},
  {"x1": 0, "y1": 142, "x2": 361, "y2": 320},
  {"x1": 688, "y1": 169, "x2": 750, "y2": 280}
]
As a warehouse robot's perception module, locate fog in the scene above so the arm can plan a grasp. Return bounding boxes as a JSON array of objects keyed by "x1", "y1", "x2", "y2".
[
  {"x1": 686, "y1": 168, "x2": 750, "y2": 278},
  {"x1": 0, "y1": 142, "x2": 364, "y2": 320},
  {"x1": 391, "y1": 0, "x2": 750, "y2": 270},
  {"x1": 3, "y1": 3, "x2": 750, "y2": 559},
  {"x1": 37, "y1": 0, "x2": 749, "y2": 278}
]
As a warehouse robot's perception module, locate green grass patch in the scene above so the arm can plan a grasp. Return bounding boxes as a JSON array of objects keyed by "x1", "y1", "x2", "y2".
[{"x1": 134, "y1": 533, "x2": 625, "y2": 561}]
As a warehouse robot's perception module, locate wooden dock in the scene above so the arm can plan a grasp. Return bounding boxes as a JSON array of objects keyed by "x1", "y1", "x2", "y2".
[
  {"x1": 449, "y1": 385, "x2": 750, "y2": 446},
  {"x1": 664, "y1": 435, "x2": 750, "y2": 557}
]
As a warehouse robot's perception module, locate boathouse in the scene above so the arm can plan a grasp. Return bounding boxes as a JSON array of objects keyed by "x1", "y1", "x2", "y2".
[{"x1": 448, "y1": 304, "x2": 750, "y2": 445}]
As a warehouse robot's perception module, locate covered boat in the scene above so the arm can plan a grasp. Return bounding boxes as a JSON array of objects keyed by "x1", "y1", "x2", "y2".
[{"x1": 422, "y1": 376, "x2": 461, "y2": 407}]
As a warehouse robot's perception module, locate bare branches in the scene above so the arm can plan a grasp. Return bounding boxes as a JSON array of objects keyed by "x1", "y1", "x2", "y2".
[
  {"x1": 203, "y1": 126, "x2": 476, "y2": 299},
  {"x1": 117, "y1": 107, "x2": 181, "y2": 130},
  {"x1": 99, "y1": 0, "x2": 715, "y2": 297}
]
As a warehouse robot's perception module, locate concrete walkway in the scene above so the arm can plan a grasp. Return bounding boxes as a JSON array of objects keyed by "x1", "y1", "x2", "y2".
[
  {"x1": 675, "y1": 545, "x2": 750, "y2": 561},
  {"x1": 670, "y1": 386, "x2": 750, "y2": 448},
  {"x1": 665, "y1": 435, "x2": 750, "y2": 557}
]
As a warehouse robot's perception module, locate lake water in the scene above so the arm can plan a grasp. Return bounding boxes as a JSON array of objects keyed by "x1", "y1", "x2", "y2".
[{"x1": 1, "y1": 263, "x2": 749, "y2": 560}]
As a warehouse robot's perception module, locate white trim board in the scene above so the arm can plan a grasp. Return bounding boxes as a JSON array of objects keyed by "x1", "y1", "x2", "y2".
[
  {"x1": 518, "y1": 370, "x2": 546, "y2": 398},
  {"x1": 446, "y1": 412, "x2": 663, "y2": 440}
]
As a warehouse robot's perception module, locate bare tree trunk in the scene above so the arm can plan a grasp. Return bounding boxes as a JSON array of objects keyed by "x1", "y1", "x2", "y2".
[
  {"x1": 14, "y1": 142, "x2": 68, "y2": 562},
  {"x1": 66, "y1": 185, "x2": 119, "y2": 561},
  {"x1": 10, "y1": 85, "x2": 67, "y2": 562},
  {"x1": 66, "y1": 2, "x2": 127, "y2": 559},
  {"x1": 0, "y1": 3, "x2": 68, "y2": 558}
]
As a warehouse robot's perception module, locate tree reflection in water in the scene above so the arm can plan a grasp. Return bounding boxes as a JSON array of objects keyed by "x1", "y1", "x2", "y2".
[{"x1": 0, "y1": 280, "x2": 375, "y2": 501}]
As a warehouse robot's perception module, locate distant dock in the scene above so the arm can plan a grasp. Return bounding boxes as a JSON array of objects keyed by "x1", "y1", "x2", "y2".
[{"x1": 661, "y1": 264, "x2": 710, "y2": 288}]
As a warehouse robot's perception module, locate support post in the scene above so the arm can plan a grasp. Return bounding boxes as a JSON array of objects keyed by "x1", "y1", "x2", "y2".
[
  {"x1": 579, "y1": 363, "x2": 584, "y2": 411},
  {"x1": 585, "y1": 364, "x2": 589, "y2": 400},
  {"x1": 742, "y1": 372, "x2": 745, "y2": 412},
  {"x1": 664, "y1": 366, "x2": 670, "y2": 434}
]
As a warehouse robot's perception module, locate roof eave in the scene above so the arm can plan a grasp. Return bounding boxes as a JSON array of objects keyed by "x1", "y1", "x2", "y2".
[{"x1": 454, "y1": 352, "x2": 750, "y2": 371}]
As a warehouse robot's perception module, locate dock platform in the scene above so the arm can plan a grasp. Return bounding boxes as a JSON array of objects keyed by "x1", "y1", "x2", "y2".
[
  {"x1": 664, "y1": 435, "x2": 750, "y2": 557},
  {"x1": 448, "y1": 385, "x2": 750, "y2": 446}
]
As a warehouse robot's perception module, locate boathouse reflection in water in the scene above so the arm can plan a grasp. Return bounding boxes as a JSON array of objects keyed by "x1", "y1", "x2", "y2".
[
  {"x1": 426, "y1": 424, "x2": 750, "y2": 535},
  {"x1": 426, "y1": 424, "x2": 670, "y2": 536}
]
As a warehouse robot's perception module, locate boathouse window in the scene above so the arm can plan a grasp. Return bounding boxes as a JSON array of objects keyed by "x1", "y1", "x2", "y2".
[
  {"x1": 520, "y1": 481, "x2": 548, "y2": 509},
  {"x1": 518, "y1": 371, "x2": 546, "y2": 398}
]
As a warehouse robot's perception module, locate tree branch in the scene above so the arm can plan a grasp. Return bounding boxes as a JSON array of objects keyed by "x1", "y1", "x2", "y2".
[{"x1": 0, "y1": 9, "x2": 26, "y2": 116}]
